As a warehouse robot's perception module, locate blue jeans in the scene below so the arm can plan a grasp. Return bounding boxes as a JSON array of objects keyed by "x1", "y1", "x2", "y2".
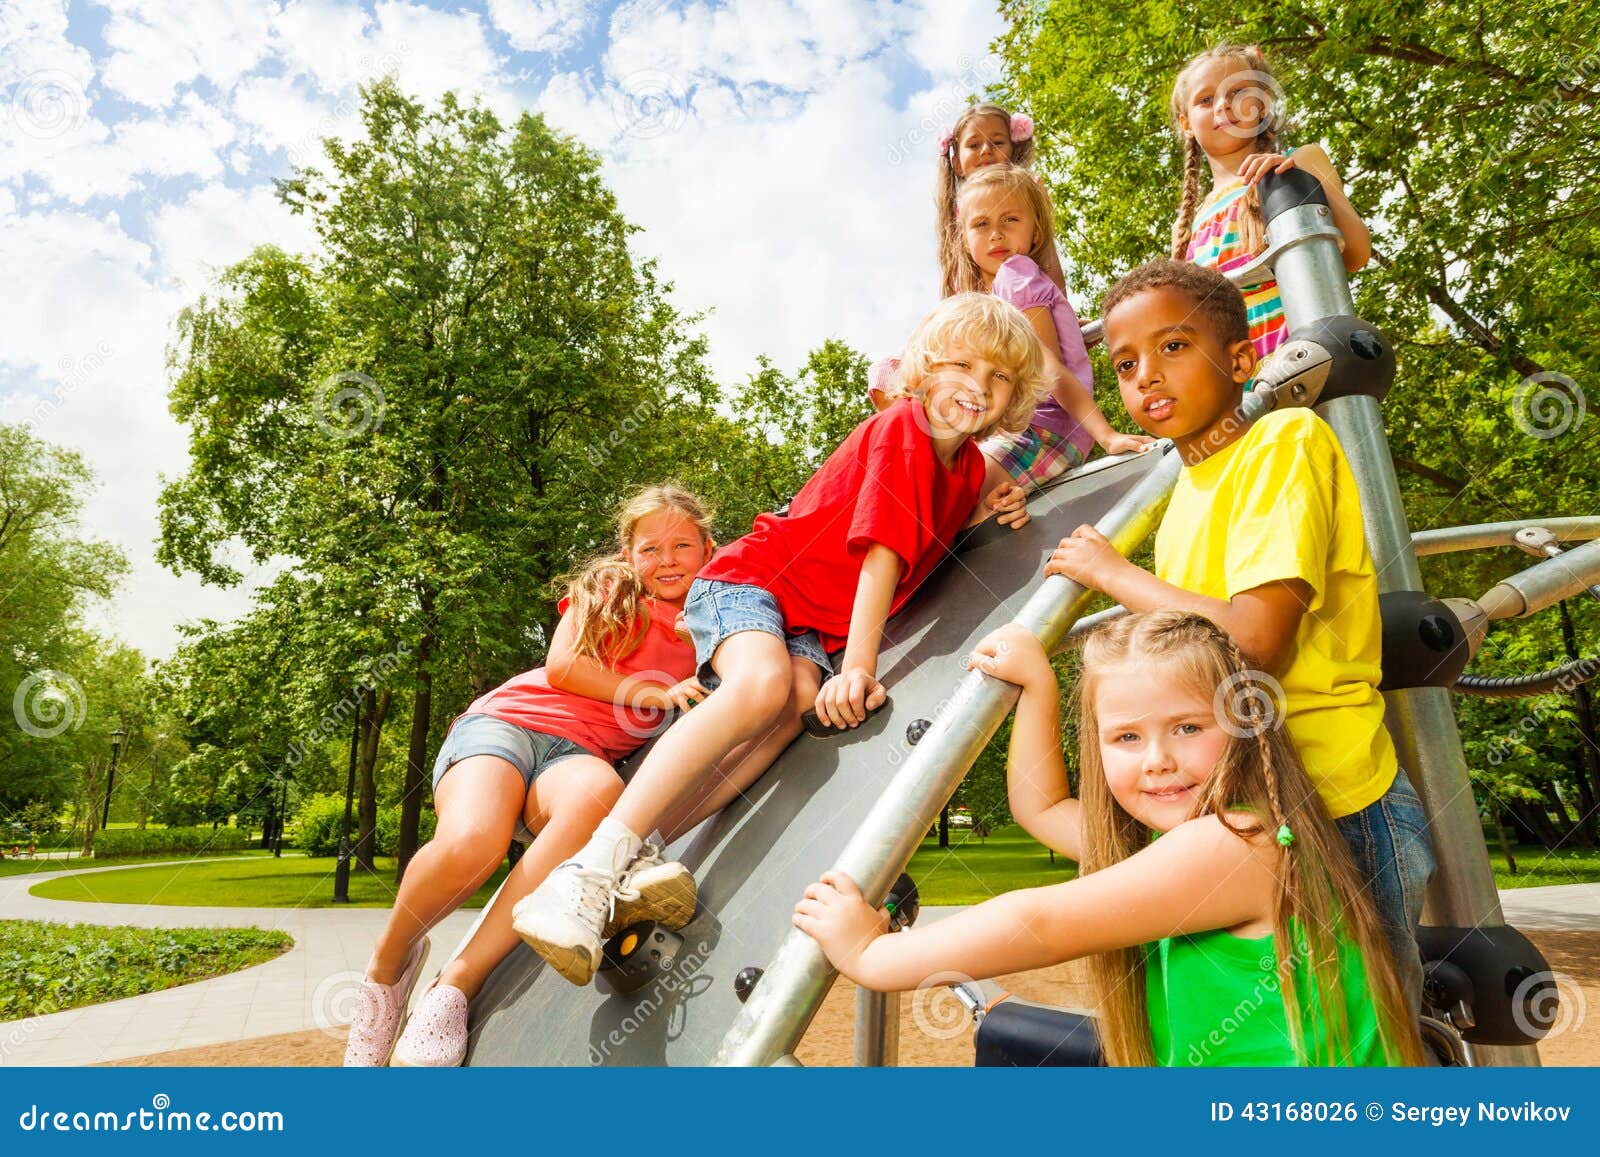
[
  {"x1": 1333, "y1": 768, "x2": 1435, "y2": 1012},
  {"x1": 681, "y1": 579, "x2": 832, "y2": 691},
  {"x1": 430, "y1": 713, "x2": 595, "y2": 791}
]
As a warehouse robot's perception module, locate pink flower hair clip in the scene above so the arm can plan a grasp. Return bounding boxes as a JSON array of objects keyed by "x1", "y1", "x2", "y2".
[
  {"x1": 937, "y1": 126, "x2": 954, "y2": 155},
  {"x1": 1010, "y1": 113, "x2": 1033, "y2": 142}
]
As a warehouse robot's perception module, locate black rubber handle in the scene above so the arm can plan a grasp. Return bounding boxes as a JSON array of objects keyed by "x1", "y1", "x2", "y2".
[{"x1": 800, "y1": 696, "x2": 890, "y2": 737}]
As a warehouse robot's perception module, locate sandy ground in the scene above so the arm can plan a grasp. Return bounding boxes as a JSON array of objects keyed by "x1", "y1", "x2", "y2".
[{"x1": 105, "y1": 929, "x2": 1599, "y2": 1068}]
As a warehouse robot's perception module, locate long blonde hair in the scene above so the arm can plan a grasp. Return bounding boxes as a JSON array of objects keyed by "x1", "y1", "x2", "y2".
[
  {"x1": 936, "y1": 103, "x2": 1066, "y2": 296},
  {"x1": 943, "y1": 164, "x2": 1060, "y2": 297},
  {"x1": 1169, "y1": 44, "x2": 1284, "y2": 260},
  {"x1": 1075, "y1": 612, "x2": 1424, "y2": 1067},
  {"x1": 877, "y1": 293, "x2": 1046, "y2": 438},
  {"x1": 563, "y1": 485, "x2": 714, "y2": 666}
]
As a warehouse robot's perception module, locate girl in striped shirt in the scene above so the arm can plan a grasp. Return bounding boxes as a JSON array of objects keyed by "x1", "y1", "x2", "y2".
[{"x1": 1169, "y1": 45, "x2": 1371, "y2": 362}]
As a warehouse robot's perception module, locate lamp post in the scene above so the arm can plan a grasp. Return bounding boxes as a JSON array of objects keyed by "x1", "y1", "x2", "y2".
[
  {"x1": 273, "y1": 768, "x2": 293, "y2": 858},
  {"x1": 100, "y1": 728, "x2": 127, "y2": 830}
]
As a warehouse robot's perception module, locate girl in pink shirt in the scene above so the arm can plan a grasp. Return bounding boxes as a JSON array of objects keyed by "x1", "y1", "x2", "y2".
[{"x1": 344, "y1": 485, "x2": 714, "y2": 1068}]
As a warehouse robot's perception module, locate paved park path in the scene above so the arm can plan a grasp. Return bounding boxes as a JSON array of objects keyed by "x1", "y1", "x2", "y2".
[
  {"x1": 0, "y1": 858, "x2": 478, "y2": 1066},
  {"x1": 2, "y1": 858, "x2": 1598, "y2": 1066}
]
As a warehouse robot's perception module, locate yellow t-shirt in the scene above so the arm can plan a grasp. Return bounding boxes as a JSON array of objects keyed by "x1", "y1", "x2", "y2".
[{"x1": 1154, "y1": 408, "x2": 1396, "y2": 818}]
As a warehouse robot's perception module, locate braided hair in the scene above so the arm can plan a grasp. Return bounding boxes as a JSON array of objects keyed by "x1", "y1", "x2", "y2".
[{"x1": 1168, "y1": 44, "x2": 1284, "y2": 261}]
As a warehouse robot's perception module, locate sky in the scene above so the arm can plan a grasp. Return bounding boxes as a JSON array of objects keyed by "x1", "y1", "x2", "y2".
[{"x1": 0, "y1": 0, "x2": 1010, "y2": 661}]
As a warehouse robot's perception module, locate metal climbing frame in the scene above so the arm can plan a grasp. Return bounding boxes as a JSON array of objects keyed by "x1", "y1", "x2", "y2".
[{"x1": 715, "y1": 170, "x2": 1554, "y2": 1068}]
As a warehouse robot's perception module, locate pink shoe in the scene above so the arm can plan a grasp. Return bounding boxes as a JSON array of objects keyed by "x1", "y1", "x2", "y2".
[
  {"x1": 341, "y1": 937, "x2": 431, "y2": 1067},
  {"x1": 390, "y1": 983, "x2": 470, "y2": 1067}
]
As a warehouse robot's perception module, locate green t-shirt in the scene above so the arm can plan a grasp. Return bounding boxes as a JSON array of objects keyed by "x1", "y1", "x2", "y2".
[{"x1": 1145, "y1": 922, "x2": 1395, "y2": 1066}]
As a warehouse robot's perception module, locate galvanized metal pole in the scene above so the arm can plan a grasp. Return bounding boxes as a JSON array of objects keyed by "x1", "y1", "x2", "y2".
[
  {"x1": 714, "y1": 447, "x2": 1191, "y2": 1066},
  {"x1": 1265, "y1": 180, "x2": 1540, "y2": 1066},
  {"x1": 852, "y1": 987, "x2": 900, "y2": 1066}
]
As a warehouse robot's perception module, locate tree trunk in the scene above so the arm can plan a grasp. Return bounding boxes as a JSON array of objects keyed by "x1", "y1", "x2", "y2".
[
  {"x1": 1506, "y1": 798, "x2": 1564, "y2": 849},
  {"x1": 396, "y1": 628, "x2": 435, "y2": 884},
  {"x1": 938, "y1": 805, "x2": 950, "y2": 849},
  {"x1": 1491, "y1": 801, "x2": 1518, "y2": 876},
  {"x1": 356, "y1": 689, "x2": 391, "y2": 871},
  {"x1": 80, "y1": 758, "x2": 101, "y2": 857}
]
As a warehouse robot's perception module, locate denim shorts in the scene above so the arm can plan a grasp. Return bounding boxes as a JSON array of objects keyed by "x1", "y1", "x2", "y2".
[
  {"x1": 430, "y1": 713, "x2": 596, "y2": 791},
  {"x1": 681, "y1": 579, "x2": 832, "y2": 691},
  {"x1": 1333, "y1": 767, "x2": 1436, "y2": 1012}
]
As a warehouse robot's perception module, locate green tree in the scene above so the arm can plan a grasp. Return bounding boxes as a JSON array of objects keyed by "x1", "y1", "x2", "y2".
[
  {"x1": 998, "y1": 0, "x2": 1599, "y2": 839},
  {"x1": 160, "y1": 81, "x2": 732, "y2": 879}
]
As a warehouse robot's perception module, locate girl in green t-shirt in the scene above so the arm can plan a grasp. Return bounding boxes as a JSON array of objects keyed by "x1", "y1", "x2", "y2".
[{"x1": 794, "y1": 610, "x2": 1424, "y2": 1066}]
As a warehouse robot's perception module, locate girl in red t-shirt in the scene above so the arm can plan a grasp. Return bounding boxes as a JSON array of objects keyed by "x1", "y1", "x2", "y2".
[
  {"x1": 344, "y1": 485, "x2": 714, "y2": 1068},
  {"x1": 512, "y1": 293, "x2": 1048, "y2": 987}
]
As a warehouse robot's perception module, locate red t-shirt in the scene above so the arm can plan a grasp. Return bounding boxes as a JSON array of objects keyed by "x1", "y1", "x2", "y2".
[
  {"x1": 698, "y1": 397, "x2": 985, "y2": 652},
  {"x1": 461, "y1": 596, "x2": 696, "y2": 764}
]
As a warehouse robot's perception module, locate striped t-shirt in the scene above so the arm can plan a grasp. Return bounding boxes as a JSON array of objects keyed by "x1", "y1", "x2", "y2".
[{"x1": 1185, "y1": 178, "x2": 1286, "y2": 361}]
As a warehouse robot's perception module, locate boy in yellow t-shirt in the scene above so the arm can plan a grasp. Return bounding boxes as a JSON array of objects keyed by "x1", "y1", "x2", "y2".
[{"x1": 1045, "y1": 259, "x2": 1434, "y2": 1008}]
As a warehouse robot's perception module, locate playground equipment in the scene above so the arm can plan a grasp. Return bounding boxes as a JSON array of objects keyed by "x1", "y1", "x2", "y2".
[{"x1": 455, "y1": 169, "x2": 1600, "y2": 1067}]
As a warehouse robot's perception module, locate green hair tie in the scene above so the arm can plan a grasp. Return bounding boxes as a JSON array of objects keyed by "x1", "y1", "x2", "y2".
[{"x1": 1276, "y1": 823, "x2": 1295, "y2": 848}]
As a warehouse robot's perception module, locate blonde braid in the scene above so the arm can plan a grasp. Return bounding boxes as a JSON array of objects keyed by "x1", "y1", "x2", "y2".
[{"x1": 1170, "y1": 133, "x2": 1204, "y2": 259}]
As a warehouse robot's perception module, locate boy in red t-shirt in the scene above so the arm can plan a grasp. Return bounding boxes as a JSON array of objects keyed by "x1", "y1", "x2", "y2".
[{"x1": 513, "y1": 293, "x2": 1049, "y2": 984}]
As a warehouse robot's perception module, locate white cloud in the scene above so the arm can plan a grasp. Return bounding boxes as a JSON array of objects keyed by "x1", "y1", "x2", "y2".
[
  {"x1": 97, "y1": 0, "x2": 278, "y2": 108},
  {"x1": 604, "y1": 0, "x2": 903, "y2": 96},
  {"x1": 2, "y1": 0, "x2": 1021, "y2": 661},
  {"x1": 487, "y1": 0, "x2": 593, "y2": 53}
]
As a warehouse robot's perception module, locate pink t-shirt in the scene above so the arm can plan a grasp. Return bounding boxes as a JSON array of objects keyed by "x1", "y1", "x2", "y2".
[
  {"x1": 461, "y1": 596, "x2": 696, "y2": 764},
  {"x1": 991, "y1": 253, "x2": 1094, "y2": 457}
]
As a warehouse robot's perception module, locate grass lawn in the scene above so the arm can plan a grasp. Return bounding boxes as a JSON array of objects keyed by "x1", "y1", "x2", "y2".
[
  {"x1": 909, "y1": 825, "x2": 1600, "y2": 906},
  {"x1": 0, "y1": 920, "x2": 293, "y2": 1019},
  {"x1": 28, "y1": 853, "x2": 508, "y2": 908},
  {"x1": 1488, "y1": 846, "x2": 1600, "y2": 890},
  {"x1": 908, "y1": 825, "x2": 1078, "y2": 906},
  {"x1": 0, "y1": 849, "x2": 273, "y2": 878}
]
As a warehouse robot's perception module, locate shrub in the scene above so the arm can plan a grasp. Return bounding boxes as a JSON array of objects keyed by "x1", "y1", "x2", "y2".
[
  {"x1": 289, "y1": 793, "x2": 436, "y2": 856},
  {"x1": 93, "y1": 826, "x2": 247, "y2": 859}
]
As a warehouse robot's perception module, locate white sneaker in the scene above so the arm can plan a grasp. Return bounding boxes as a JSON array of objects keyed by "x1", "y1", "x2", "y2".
[
  {"x1": 609, "y1": 841, "x2": 697, "y2": 936},
  {"x1": 512, "y1": 861, "x2": 616, "y2": 986}
]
